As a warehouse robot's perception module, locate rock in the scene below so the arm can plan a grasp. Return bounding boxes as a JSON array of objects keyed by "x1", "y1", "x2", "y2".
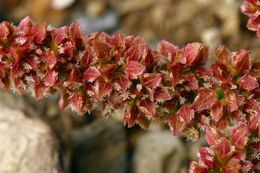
[
  {"x1": 51, "y1": 0, "x2": 75, "y2": 10},
  {"x1": 71, "y1": 118, "x2": 127, "y2": 173},
  {"x1": 0, "y1": 98, "x2": 61, "y2": 173},
  {"x1": 201, "y1": 27, "x2": 221, "y2": 61},
  {"x1": 76, "y1": 10, "x2": 119, "y2": 34},
  {"x1": 85, "y1": 1, "x2": 107, "y2": 18},
  {"x1": 133, "y1": 130, "x2": 185, "y2": 173}
]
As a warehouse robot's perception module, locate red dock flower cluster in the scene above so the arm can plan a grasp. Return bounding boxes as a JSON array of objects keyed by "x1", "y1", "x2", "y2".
[{"x1": 0, "y1": 0, "x2": 259, "y2": 172}]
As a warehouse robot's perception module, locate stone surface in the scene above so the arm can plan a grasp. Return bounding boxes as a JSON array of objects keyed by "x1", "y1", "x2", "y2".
[
  {"x1": 132, "y1": 130, "x2": 185, "y2": 173},
  {"x1": 0, "y1": 96, "x2": 61, "y2": 173},
  {"x1": 71, "y1": 118, "x2": 127, "y2": 173}
]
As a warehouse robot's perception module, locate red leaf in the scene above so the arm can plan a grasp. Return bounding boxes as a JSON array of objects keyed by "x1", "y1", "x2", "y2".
[
  {"x1": 179, "y1": 104, "x2": 194, "y2": 124},
  {"x1": 93, "y1": 40, "x2": 113, "y2": 61},
  {"x1": 137, "y1": 99, "x2": 156, "y2": 118},
  {"x1": 9, "y1": 46, "x2": 26, "y2": 64},
  {"x1": 59, "y1": 92, "x2": 71, "y2": 110},
  {"x1": 141, "y1": 73, "x2": 162, "y2": 89},
  {"x1": 240, "y1": 0, "x2": 259, "y2": 15},
  {"x1": 168, "y1": 114, "x2": 186, "y2": 136},
  {"x1": 238, "y1": 74, "x2": 259, "y2": 90},
  {"x1": 125, "y1": 61, "x2": 146, "y2": 80},
  {"x1": 199, "y1": 147, "x2": 216, "y2": 169},
  {"x1": 185, "y1": 75, "x2": 199, "y2": 90},
  {"x1": 214, "y1": 45, "x2": 232, "y2": 66},
  {"x1": 157, "y1": 40, "x2": 178, "y2": 61},
  {"x1": 206, "y1": 127, "x2": 221, "y2": 146},
  {"x1": 154, "y1": 87, "x2": 171, "y2": 101},
  {"x1": 14, "y1": 78, "x2": 27, "y2": 95},
  {"x1": 231, "y1": 123, "x2": 249, "y2": 149},
  {"x1": 98, "y1": 64, "x2": 118, "y2": 81},
  {"x1": 215, "y1": 137, "x2": 233, "y2": 164},
  {"x1": 69, "y1": 22, "x2": 83, "y2": 49},
  {"x1": 54, "y1": 26, "x2": 69, "y2": 44},
  {"x1": 110, "y1": 33, "x2": 126, "y2": 52},
  {"x1": 171, "y1": 71, "x2": 185, "y2": 87},
  {"x1": 17, "y1": 16, "x2": 32, "y2": 33},
  {"x1": 30, "y1": 23, "x2": 47, "y2": 44},
  {"x1": 95, "y1": 81, "x2": 113, "y2": 99},
  {"x1": 33, "y1": 84, "x2": 47, "y2": 100},
  {"x1": 224, "y1": 91, "x2": 245, "y2": 112},
  {"x1": 221, "y1": 158, "x2": 241, "y2": 173},
  {"x1": 123, "y1": 105, "x2": 139, "y2": 128},
  {"x1": 84, "y1": 67, "x2": 101, "y2": 82},
  {"x1": 44, "y1": 69, "x2": 58, "y2": 87},
  {"x1": 71, "y1": 94, "x2": 85, "y2": 114},
  {"x1": 125, "y1": 44, "x2": 143, "y2": 61},
  {"x1": 0, "y1": 21, "x2": 14, "y2": 44},
  {"x1": 211, "y1": 102, "x2": 224, "y2": 123},
  {"x1": 249, "y1": 114, "x2": 260, "y2": 131},
  {"x1": 232, "y1": 49, "x2": 251, "y2": 75},
  {"x1": 47, "y1": 51, "x2": 58, "y2": 69},
  {"x1": 192, "y1": 89, "x2": 217, "y2": 111},
  {"x1": 189, "y1": 161, "x2": 209, "y2": 173},
  {"x1": 114, "y1": 76, "x2": 130, "y2": 92},
  {"x1": 183, "y1": 43, "x2": 208, "y2": 67}
]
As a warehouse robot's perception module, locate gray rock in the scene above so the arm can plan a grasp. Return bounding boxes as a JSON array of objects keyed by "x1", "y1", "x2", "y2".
[
  {"x1": 71, "y1": 118, "x2": 127, "y2": 173},
  {"x1": 0, "y1": 101, "x2": 61, "y2": 173},
  {"x1": 133, "y1": 130, "x2": 185, "y2": 173}
]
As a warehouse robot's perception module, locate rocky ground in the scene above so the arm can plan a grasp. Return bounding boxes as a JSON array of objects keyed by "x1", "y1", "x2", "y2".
[{"x1": 0, "y1": 0, "x2": 259, "y2": 173}]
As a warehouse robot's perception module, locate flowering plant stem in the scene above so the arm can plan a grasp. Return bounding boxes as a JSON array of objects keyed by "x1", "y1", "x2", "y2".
[{"x1": 0, "y1": 0, "x2": 259, "y2": 172}]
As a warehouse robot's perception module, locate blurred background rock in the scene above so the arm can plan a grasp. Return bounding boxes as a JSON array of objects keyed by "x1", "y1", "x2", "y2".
[{"x1": 0, "y1": 0, "x2": 259, "y2": 173}]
